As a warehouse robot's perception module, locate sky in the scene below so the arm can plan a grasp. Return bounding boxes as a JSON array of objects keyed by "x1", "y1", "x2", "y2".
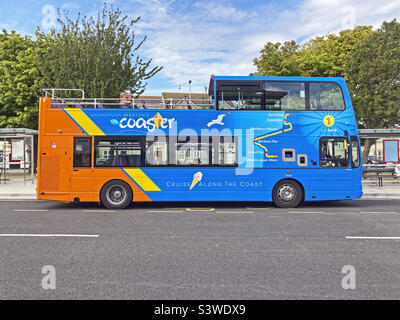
[{"x1": 1, "y1": 0, "x2": 400, "y2": 95}]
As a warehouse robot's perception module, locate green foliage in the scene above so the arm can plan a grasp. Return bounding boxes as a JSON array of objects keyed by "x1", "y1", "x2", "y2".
[
  {"x1": 299, "y1": 26, "x2": 373, "y2": 78},
  {"x1": 347, "y1": 20, "x2": 400, "y2": 162},
  {"x1": 252, "y1": 26, "x2": 373, "y2": 78},
  {"x1": 251, "y1": 40, "x2": 303, "y2": 76},
  {"x1": 347, "y1": 20, "x2": 400, "y2": 130},
  {"x1": 36, "y1": 4, "x2": 162, "y2": 98},
  {"x1": 0, "y1": 4, "x2": 162, "y2": 129},
  {"x1": 0, "y1": 30, "x2": 45, "y2": 129}
]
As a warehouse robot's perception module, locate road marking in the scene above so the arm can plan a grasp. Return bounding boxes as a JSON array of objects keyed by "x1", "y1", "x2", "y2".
[
  {"x1": 186, "y1": 208, "x2": 215, "y2": 212},
  {"x1": 0, "y1": 234, "x2": 99, "y2": 238},
  {"x1": 13, "y1": 209, "x2": 48, "y2": 212},
  {"x1": 147, "y1": 210, "x2": 184, "y2": 213},
  {"x1": 358, "y1": 198, "x2": 397, "y2": 201},
  {"x1": 82, "y1": 210, "x2": 116, "y2": 213},
  {"x1": 0, "y1": 200, "x2": 44, "y2": 202},
  {"x1": 359, "y1": 211, "x2": 397, "y2": 214},
  {"x1": 288, "y1": 211, "x2": 325, "y2": 214},
  {"x1": 346, "y1": 236, "x2": 400, "y2": 240},
  {"x1": 216, "y1": 211, "x2": 255, "y2": 214},
  {"x1": 246, "y1": 207, "x2": 271, "y2": 210}
]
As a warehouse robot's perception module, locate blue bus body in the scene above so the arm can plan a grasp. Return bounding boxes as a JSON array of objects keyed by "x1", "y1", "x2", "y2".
[{"x1": 61, "y1": 76, "x2": 363, "y2": 205}]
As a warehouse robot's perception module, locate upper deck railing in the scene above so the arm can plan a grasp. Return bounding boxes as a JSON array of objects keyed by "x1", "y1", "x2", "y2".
[{"x1": 43, "y1": 89, "x2": 214, "y2": 110}]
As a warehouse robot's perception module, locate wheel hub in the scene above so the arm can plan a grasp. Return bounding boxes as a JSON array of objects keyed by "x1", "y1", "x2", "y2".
[
  {"x1": 106, "y1": 185, "x2": 126, "y2": 205},
  {"x1": 278, "y1": 185, "x2": 296, "y2": 202},
  {"x1": 113, "y1": 190, "x2": 122, "y2": 199}
]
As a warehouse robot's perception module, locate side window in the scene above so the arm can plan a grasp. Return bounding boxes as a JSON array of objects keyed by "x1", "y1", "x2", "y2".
[
  {"x1": 218, "y1": 85, "x2": 263, "y2": 110},
  {"x1": 73, "y1": 137, "x2": 92, "y2": 167},
  {"x1": 319, "y1": 137, "x2": 350, "y2": 168},
  {"x1": 144, "y1": 136, "x2": 237, "y2": 166},
  {"x1": 264, "y1": 82, "x2": 306, "y2": 110},
  {"x1": 93, "y1": 136, "x2": 239, "y2": 167},
  {"x1": 174, "y1": 140, "x2": 210, "y2": 165},
  {"x1": 351, "y1": 136, "x2": 360, "y2": 168},
  {"x1": 310, "y1": 83, "x2": 345, "y2": 111},
  {"x1": 95, "y1": 140, "x2": 142, "y2": 167},
  {"x1": 218, "y1": 137, "x2": 237, "y2": 165},
  {"x1": 145, "y1": 139, "x2": 168, "y2": 166}
]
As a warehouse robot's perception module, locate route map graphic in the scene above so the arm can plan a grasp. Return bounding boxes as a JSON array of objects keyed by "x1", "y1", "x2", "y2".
[{"x1": 254, "y1": 113, "x2": 293, "y2": 158}]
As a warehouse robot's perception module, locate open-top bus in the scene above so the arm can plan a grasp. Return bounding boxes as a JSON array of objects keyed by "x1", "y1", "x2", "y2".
[{"x1": 36, "y1": 75, "x2": 362, "y2": 208}]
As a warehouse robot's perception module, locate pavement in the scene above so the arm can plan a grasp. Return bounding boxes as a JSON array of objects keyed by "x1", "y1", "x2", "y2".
[
  {"x1": 1, "y1": 199, "x2": 400, "y2": 299},
  {"x1": 0, "y1": 178, "x2": 398, "y2": 200},
  {"x1": 0, "y1": 178, "x2": 36, "y2": 200}
]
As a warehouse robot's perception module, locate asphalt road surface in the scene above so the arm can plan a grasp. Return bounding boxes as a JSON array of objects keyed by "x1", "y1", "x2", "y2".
[{"x1": 1, "y1": 199, "x2": 400, "y2": 299}]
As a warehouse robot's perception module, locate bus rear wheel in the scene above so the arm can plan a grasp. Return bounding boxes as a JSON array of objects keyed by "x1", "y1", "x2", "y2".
[
  {"x1": 272, "y1": 180, "x2": 303, "y2": 208},
  {"x1": 100, "y1": 180, "x2": 132, "y2": 209}
]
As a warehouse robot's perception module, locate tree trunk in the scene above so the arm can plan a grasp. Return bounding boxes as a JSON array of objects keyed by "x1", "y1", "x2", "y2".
[{"x1": 362, "y1": 138, "x2": 374, "y2": 164}]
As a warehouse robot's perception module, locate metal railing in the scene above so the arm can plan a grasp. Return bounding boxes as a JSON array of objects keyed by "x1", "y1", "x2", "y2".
[
  {"x1": 43, "y1": 88, "x2": 85, "y2": 99},
  {"x1": 50, "y1": 97, "x2": 214, "y2": 109},
  {"x1": 44, "y1": 88, "x2": 214, "y2": 110}
]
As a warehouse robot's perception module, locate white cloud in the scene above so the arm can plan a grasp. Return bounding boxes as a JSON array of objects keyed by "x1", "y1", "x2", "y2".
[
  {"x1": 61, "y1": 2, "x2": 81, "y2": 9},
  {"x1": 0, "y1": 20, "x2": 32, "y2": 37},
  {"x1": 121, "y1": 0, "x2": 400, "y2": 94}
]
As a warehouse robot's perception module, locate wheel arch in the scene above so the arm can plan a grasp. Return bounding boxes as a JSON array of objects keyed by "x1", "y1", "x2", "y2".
[{"x1": 99, "y1": 178, "x2": 133, "y2": 197}]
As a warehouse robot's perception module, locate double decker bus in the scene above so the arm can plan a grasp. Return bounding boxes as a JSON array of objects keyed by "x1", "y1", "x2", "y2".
[{"x1": 37, "y1": 76, "x2": 362, "y2": 208}]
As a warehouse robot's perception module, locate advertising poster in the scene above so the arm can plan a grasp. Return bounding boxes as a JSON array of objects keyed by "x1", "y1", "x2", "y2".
[{"x1": 11, "y1": 139, "x2": 24, "y2": 161}]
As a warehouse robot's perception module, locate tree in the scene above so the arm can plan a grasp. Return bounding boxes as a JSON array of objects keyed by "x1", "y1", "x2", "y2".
[
  {"x1": 0, "y1": 30, "x2": 45, "y2": 129},
  {"x1": 36, "y1": 4, "x2": 162, "y2": 98},
  {"x1": 251, "y1": 40, "x2": 303, "y2": 76},
  {"x1": 252, "y1": 26, "x2": 373, "y2": 78},
  {"x1": 300, "y1": 26, "x2": 373, "y2": 78},
  {"x1": 347, "y1": 20, "x2": 400, "y2": 162}
]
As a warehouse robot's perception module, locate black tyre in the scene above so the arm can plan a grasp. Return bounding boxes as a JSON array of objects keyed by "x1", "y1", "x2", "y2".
[
  {"x1": 272, "y1": 179, "x2": 303, "y2": 208},
  {"x1": 100, "y1": 180, "x2": 133, "y2": 209}
]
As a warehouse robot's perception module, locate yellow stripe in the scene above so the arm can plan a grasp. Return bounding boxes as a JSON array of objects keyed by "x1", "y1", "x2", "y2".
[
  {"x1": 65, "y1": 108, "x2": 105, "y2": 135},
  {"x1": 124, "y1": 168, "x2": 161, "y2": 191}
]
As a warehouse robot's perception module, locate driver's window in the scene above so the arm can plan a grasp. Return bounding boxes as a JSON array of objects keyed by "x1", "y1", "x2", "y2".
[{"x1": 319, "y1": 137, "x2": 350, "y2": 168}]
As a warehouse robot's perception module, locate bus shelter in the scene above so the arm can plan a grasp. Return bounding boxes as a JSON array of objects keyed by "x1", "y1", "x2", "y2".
[
  {"x1": 359, "y1": 129, "x2": 400, "y2": 163},
  {"x1": 0, "y1": 128, "x2": 37, "y2": 184}
]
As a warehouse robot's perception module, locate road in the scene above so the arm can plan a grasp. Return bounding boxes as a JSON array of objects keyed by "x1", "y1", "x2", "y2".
[{"x1": 1, "y1": 199, "x2": 400, "y2": 299}]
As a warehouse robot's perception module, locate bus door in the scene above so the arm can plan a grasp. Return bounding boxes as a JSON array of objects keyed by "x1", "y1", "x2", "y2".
[
  {"x1": 39, "y1": 148, "x2": 70, "y2": 201},
  {"x1": 318, "y1": 137, "x2": 352, "y2": 195},
  {"x1": 70, "y1": 137, "x2": 94, "y2": 202}
]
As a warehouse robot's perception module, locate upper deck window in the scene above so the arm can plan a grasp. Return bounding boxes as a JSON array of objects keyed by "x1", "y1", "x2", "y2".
[
  {"x1": 264, "y1": 82, "x2": 306, "y2": 110},
  {"x1": 217, "y1": 85, "x2": 263, "y2": 110},
  {"x1": 310, "y1": 82, "x2": 345, "y2": 111},
  {"x1": 214, "y1": 80, "x2": 346, "y2": 111}
]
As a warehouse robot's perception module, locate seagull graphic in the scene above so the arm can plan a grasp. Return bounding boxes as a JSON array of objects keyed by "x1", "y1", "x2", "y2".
[{"x1": 206, "y1": 113, "x2": 230, "y2": 128}]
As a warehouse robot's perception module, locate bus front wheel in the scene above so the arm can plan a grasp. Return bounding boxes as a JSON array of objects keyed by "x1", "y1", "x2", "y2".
[
  {"x1": 272, "y1": 180, "x2": 303, "y2": 208},
  {"x1": 100, "y1": 180, "x2": 133, "y2": 209}
]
